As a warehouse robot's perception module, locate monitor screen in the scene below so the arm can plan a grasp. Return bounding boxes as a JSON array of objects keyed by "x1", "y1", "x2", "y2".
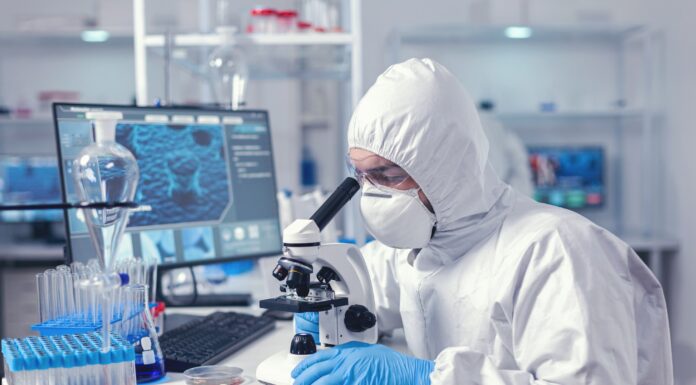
[
  {"x1": 0, "y1": 156, "x2": 63, "y2": 222},
  {"x1": 528, "y1": 146, "x2": 604, "y2": 209},
  {"x1": 54, "y1": 103, "x2": 282, "y2": 268}
]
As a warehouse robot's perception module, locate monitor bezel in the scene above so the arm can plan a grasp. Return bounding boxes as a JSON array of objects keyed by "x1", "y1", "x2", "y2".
[
  {"x1": 527, "y1": 145, "x2": 606, "y2": 210},
  {"x1": 53, "y1": 102, "x2": 283, "y2": 268}
]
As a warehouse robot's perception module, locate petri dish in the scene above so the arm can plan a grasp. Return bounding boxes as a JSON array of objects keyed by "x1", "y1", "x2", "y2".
[{"x1": 183, "y1": 366, "x2": 247, "y2": 385}]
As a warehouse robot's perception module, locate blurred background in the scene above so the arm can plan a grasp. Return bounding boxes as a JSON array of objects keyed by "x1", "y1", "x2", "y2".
[{"x1": 0, "y1": 0, "x2": 694, "y2": 382}]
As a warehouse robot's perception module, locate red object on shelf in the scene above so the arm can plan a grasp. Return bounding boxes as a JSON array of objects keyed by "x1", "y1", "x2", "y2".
[
  {"x1": 277, "y1": 10, "x2": 298, "y2": 18},
  {"x1": 251, "y1": 8, "x2": 277, "y2": 16},
  {"x1": 297, "y1": 21, "x2": 313, "y2": 31}
]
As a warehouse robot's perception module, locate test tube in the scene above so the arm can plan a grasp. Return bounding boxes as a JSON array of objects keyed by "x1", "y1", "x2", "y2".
[
  {"x1": 102, "y1": 294, "x2": 112, "y2": 353},
  {"x1": 75, "y1": 272, "x2": 84, "y2": 322},
  {"x1": 58, "y1": 266, "x2": 75, "y2": 322},
  {"x1": 44, "y1": 269, "x2": 58, "y2": 321},
  {"x1": 35, "y1": 273, "x2": 46, "y2": 323},
  {"x1": 53, "y1": 269, "x2": 66, "y2": 320}
]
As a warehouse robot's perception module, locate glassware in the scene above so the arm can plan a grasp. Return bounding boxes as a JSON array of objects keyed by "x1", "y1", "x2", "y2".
[
  {"x1": 209, "y1": 30, "x2": 249, "y2": 110},
  {"x1": 216, "y1": 0, "x2": 241, "y2": 32},
  {"x1": 121, "y1": 284, "x2": 166, "y2": 383},
  {"x1": 276, "y1": 10, "x2": 298, "y2": 33},
  {"x1": 72, "y1": 111, "x2": 139, "y2": 271},
  {"x1": 184, "y1": 366, "x2": 249, "y2": 385}
]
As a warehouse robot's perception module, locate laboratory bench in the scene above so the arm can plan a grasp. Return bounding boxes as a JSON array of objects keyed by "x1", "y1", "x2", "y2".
[{"x1": 1, "y1": 305, "x2": 410, "y2": 385}]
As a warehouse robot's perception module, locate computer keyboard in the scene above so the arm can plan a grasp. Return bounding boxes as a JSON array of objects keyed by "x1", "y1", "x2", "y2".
[{"x1": 160, "y1": 311, "x2": 275, "y2": 372}]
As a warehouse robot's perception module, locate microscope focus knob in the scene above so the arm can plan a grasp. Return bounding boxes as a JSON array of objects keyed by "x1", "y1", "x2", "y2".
[
  {"x1": 344, "y1": 305, "x2": 377, "y2": 333},
  {"x1": 290, "y1": 333, "x2": 317, "y2": 355}
]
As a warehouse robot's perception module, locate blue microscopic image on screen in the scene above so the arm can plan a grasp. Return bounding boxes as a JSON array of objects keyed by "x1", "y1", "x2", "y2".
[
  {"x1": 141, "y1": 229, "x2": 176, "y2": 264},
  {"x1": 115, "y1": 124, "x2": 231, "y2": 227},
  {"x1": 182, "y1": 226, "x2": 215, "y2": 262}
]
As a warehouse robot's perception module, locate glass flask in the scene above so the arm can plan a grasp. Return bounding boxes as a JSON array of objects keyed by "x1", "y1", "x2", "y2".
[
  {"x1": 72, "y1": 111, "x2": 139, "y2": 271},
  {"x1": 208, "y1": 29, "x2": 249, "y2": 110},
  {"x1": 121, "y1": 283, "x2": 166, "y2": 382}
]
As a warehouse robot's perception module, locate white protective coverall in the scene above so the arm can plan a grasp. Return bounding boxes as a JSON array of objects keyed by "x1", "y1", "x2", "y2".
[
  {"x1": 479, "y1": 113, "x2": 534, "y2": 197},
  {"x1": 348, "y1": 58, "x2": 673, "y2": 385}
]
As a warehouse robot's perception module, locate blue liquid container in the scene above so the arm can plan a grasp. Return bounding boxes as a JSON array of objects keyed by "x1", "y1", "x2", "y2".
[{"x1": 120, "y1": 284, "x2": 166, "y2": 383}]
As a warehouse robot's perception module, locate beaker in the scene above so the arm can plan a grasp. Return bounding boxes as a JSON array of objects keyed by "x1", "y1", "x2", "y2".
[{"x1": 121, "y1": 284, "x2": 166, "y2": 382}]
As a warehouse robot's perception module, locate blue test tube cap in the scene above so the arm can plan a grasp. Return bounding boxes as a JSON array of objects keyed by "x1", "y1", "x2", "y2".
[
  {"x1": 1, "y1": 339, "x2": 24, "y2": 372},
  {"x1": 38, "y1": 336, "x2": 60, "y2": 369},
  {"x1": 17, "y1": 340, "x2": 38, "y2": 370},
  {"x1": 26, "y1": 337, "x2": 49, "y2": 370}
]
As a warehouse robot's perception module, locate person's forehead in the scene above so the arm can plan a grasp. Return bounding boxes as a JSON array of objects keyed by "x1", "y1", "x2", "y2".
[{"x1": 349, "y1": 148, "x2": 396, "y2": 170}]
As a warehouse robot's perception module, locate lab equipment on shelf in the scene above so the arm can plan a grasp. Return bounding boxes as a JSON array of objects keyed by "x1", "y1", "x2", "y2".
[
  {"x1": 159, "y1": 311, "x2": 274, "y2": 372},
  {"x1": 2, "y1": 332, "x2": 136, "y2": 385},
  {"x1": 299, "y1": 0, "x2": 342, "y2": 32},
  {"x1": 276, "y1": 10, "x2": 299, "y2": 34},
  {"x1": 71, "y1": 111, "x2": 140, "y2": 271},
  {"x1": 249, "y1": 8, "x2": 277, "y2": 34}
]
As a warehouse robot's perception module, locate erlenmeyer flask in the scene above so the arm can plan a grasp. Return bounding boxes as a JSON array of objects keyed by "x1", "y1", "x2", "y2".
[
  {"x1": 121, "y1": 283, "x2": 166, "y2": 382},
  {"x1": 72, "y1": 111, "x2": 139, "y2": 271}
]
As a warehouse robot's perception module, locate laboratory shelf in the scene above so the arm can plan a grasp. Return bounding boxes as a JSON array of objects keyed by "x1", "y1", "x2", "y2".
[
  {"x1": 623, "y1": 235, "x2": 679, "y2": 252},
  {"x1": 0, "y1": 117, "x2": 53, "y2": 126},
  {"x1": 0, "y1": 30, "x2": 133, "y2": 46},
  {"x1": 397, "y1": 24, "x2": 645, "y2": 45},
  {"x1": 494, "y1": 109, "x2": 651, "y2": 120},
  {"x1": 143, "y1": 33, "x2": 355, "y2": 48}
]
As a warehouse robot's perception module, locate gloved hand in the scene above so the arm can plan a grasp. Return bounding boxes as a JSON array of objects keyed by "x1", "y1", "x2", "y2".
[
  {"x1": 294, "y1": 312, "x2": 320, "y2": 344},
  {"x1": 292, "y1": 341, "x2": 434, "y2": 385}
]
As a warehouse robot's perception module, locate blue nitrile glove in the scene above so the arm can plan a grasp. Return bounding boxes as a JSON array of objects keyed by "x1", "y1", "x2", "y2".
[
  {"x1": 294, "y1": 312, "x2": 320, "y2": 344},
  {"x1": 292, "y1": 341, "x2": 434, "y2": 385}
]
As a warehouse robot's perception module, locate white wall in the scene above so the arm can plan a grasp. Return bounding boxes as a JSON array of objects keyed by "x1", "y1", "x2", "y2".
[{"x1": 648, "y1": 2, "x2": 696, "y2": 384}]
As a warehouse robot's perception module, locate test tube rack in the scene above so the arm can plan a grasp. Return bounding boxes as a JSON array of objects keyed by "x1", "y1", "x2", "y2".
[{"x1": 2, "y1": 332, "x2": 136, "y2": 385}]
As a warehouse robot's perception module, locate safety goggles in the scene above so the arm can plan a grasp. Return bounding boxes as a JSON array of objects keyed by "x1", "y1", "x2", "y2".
[{"x1": 345, "y1": 154, "x2": 412, "y2": 189}]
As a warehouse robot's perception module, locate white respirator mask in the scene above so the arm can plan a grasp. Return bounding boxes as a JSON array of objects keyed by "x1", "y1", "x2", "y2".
[{"x1": 359, "y1": 181, "x2": 436, "y2": 249}]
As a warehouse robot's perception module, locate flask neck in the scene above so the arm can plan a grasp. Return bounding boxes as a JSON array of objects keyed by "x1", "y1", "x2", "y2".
[{"x1": 92, "y1": 119, "x2": 118, "y2": 144}]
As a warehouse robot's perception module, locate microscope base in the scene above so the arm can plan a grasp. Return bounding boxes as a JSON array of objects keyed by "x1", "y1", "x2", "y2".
[{"x1": 256, "y1": 350, "x2": 310, "y2": 385}]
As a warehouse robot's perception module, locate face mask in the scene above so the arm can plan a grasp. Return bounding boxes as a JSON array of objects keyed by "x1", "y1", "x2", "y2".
[{"x1": 360, "y1": 182, "x2": 436, "y2": 249}]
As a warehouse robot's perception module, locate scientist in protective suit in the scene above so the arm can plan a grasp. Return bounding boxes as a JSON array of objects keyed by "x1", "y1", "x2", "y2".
[{"x1": 292, "y1": 58, "x2": 673, "y2": 385}]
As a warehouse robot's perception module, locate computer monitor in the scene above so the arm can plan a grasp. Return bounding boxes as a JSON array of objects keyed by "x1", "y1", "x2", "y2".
[
  {"x1": 54, "y1": 103, "x2": 282, "y2": 268},
  {"x1": 528, "y1": 146, "x2": 605, "y2": 209},
  {"x1": 0, "y1": 156, "x2": 64, "y2": 223}
]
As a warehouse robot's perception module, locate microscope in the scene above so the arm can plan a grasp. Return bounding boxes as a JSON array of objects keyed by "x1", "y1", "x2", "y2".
[{"x1": 256, "y1": 177, "x2": 378, "y2": 385}]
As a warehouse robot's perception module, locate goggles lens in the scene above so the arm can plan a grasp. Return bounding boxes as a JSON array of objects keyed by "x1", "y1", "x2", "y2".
[{"x1": 345, "y1": 154, "x2": 411, "y2": 188}]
